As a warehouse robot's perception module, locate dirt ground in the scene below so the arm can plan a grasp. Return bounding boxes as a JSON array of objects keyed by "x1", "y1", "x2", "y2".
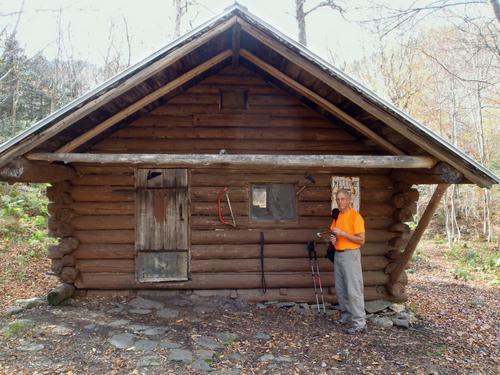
[{"x1": 0, "y1": 242, "x2": 498, "y2": 375}]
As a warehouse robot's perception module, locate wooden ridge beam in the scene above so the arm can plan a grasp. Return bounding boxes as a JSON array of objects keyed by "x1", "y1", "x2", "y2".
[
  {"x1": 57, "y1": 49, "x2": 233, "y2": 153},
  {"x1": 239, "y1": 49, "x2": 404, "y2": 156},
  {"x1": 387, "y1": 184, "x2": 449, "y2": 295},
  {"x1": 27, "y1": 153, "x2": 436, "y2": 169},
  {"x1": 0, "y1": 157, "x2": 76, "y2": 182},
  {"x1": 231, "y1": 23, "x2": 241, "y2": 68},
  {"x1": 0, "y1": 16, "x2": 237, "y2": 168}
]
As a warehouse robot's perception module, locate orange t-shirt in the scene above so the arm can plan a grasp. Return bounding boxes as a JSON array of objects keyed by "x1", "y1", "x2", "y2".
[{"x1": 329, "y1": 208, "x2": 365, "y2": 250}]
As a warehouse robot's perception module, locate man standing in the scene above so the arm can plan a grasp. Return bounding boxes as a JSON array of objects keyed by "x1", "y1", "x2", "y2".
[{"x1": 330, "y1": 188, "x2": 366, "y2": 334}]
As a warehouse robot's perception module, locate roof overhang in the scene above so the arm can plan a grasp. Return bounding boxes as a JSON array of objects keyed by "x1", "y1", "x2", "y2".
[{"x1": 0, "y1": 4, "x2": 497, "y2": 188}]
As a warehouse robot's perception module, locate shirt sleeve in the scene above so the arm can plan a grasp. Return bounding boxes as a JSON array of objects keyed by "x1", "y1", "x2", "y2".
[{"x1": 353, "y1": 212, "x2": 365, "y2": 234}]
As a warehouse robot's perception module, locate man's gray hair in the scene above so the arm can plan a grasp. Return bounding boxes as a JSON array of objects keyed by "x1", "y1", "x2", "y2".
[{"x1": 336, "y1": 188, "x2": 353, "y2": 199}]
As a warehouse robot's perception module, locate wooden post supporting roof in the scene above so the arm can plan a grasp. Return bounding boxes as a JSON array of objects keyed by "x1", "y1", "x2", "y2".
[
  {"x1": 387, "y1": 184, "x2": 449, "y2": 296},
  {"x1": 57, "y1": 49, "x2": 233, "y2": 153},
  {"x1": 27, "y1": 153, "x2": 437, "y2": 169},
  {"x1": 239, "y1": 49, "x2": 405, "y2": 156},
  {"x1": 0, "y1": 157, "x2": 76, "y2": 183}
]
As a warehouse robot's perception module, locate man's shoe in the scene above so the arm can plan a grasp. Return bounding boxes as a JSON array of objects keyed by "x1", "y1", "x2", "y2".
[
  {"x1": 333, "y1": 318, "x2": 351, "y2": 326},
  {"x1": 344, "y1": 325, "x2": 366, "y2": 335}
]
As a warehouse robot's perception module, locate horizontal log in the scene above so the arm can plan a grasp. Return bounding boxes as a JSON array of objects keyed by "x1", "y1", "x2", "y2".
[
  {"x1": 393, "y1": 204, "x2": 417, "y2": 222},
  {"x1": 112, "y1": 127, "x2": 356, "y2": 142},
  {"x1": 71, "y1": 174, "x2": 134, "y2": 186},
  {"x1": 190, "y1": 229, "x2": 391, "y2": 245},
  {"x1": 386, "y1": 250, "x2": 402, "y2": 260},
  {"x1": 384, "y1": 262, "x2": 398, "y2": 274},
  {"x1": 60, "y1": 267, "x2": 79, "y2": 284},
  {"x1": 72, "y1": 244, "x2": 135, "y2": 259},
  {"x1": 29, "y1": 153, "x2": 436, "y2": 170},
  {"x1": 46, "y1": 192, "x2": 73, "y2": 205},
  {"x1": 389, "y1": 222, "x2": 411, "y2": 233},
  {"x1": 187, "y1": 84, "x2": 284, "y2": 95},
  {"x1": 76, "y1": 256, "x2": 388, "y2": 274},
  {"x1": 75, "y1": 230, "x2": 134, "y2": 244},
  {"x1": 190, "y1": 201, "x2": 394, "y2": 217},
  {"x1": 47, "y1": 238, "x2": 79, "y2": 259},
  {"x1": 49, "y1": 208, "x2": 76, "y2": 222},
  {"x1": 192, "y1": 113, "x2": 332, "y2": 128},
  {"x1": 47, "y1": 283, "x2": 75, "y2": 306},
  {"x1": 71, "y1": 202, "x2": 135, "y2": 215},
  {"x1": 190, "y1": 215, "x2": 390, "y2": 230},
  {"x1": 153, "y1": 103, "x2": 316, "y2": 117},
  {"x1": 75, "y1": 270, "x2": 407, "y2": 289},
  {"x1": 72, "y1": 215, "x2": 134, "y2": 230},
  {"x1": 391, "y1": 164, "x2": 463, "y2": 184},
  {"x1": 0, "y1": 157, "x2": 75, "y2": 182},
  {"x1": 192, "y1": 243, "x2": 390, "y2": 259},
  {"x1": 51, "y1": 259, "x2": 63, "y2": 274},
  {"x1": 70, "y1": 186, "x2": 134, "y2": 202},
  {"x1": 47, "y1": 181, "x2": 71, "y2": 194},
  {"x1": 392, "y1": 188, "x2": 420, "y2": 208},
  {"x1": 191, "y1": 173, "x2": 393, "y2": 188},
  {"x1": 74, "y1": 165, "x2": 134, "y2": 174}
]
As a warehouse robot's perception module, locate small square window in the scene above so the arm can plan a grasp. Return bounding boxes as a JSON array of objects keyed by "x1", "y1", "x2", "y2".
[
  {"x1": 220, "y1": 90, "x2": 248, "y2": 110},
  {"x1": 250, "y1": 184, "x2": 296, "y2": 222}
]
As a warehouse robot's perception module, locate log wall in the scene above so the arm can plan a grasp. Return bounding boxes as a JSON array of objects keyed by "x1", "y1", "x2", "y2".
[{"x1": 51, "y1": 65, "x2": 408, "y2": 302}]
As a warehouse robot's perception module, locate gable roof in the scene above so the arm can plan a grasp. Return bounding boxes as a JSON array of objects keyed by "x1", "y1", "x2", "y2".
[{"x1": 0, "y1": 4, "x2": 498, "y2": 187}]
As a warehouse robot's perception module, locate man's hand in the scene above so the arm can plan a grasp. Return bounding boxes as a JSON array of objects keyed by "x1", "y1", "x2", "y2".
[{"x1": 330, "y1": 233, "x2": 337, "y2": 245}]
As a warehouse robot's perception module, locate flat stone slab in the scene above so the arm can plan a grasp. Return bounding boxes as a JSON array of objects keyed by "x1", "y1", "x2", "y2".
[
  {"x1": 128, "y1": 297, "x2": 164, "y2": 310},
  {"x1": 191, "y1": 358, "x2": 212, "y2": 372},
  {"x1": 17, "y1": 343, "x2": 45, "y2": 352},
  {"x1": 258, "y1": 353, "x2": 275, "y2": 362},
  {"x1": 136, "y1": 355, "x2": 161, "y2": 368},
  {"x1": 369, "y1": 316, "x2": 393, "y2": 328},
  {"x1": 51, "y1": 325, "x2": 73, "y2": 336},
  {"x1": 108, "y1": 333, "x2": 136, "y2": 349},
  {"x1": 195, "y1": 349, "x2": 215, "y2": 360},
  {"x1": 143, "y1": 326, "x2": 168, "y2": 336},
  {"x1": 134, "y1": 339, "x2": 159, "y2": 351},
  {"x1": 365, "y1": 300, "x2": 392, "y2": 313},
  {"x1": 159, "y1": 340, "x2": 182, "y2": 349},
  {"x1": 194, "y1": 336, "x2": 223, "y2": 350},
  {"x1": 15, "y1": 297, "x2": 47, "y2": 309},
  {"x1": 129, "y1": 308, "x2": 152, "y2": 315},
  {"x1": 168, "y1": 349, "x2": 193, "y2": 363},
  {"x1": 3, "y1": 306, "x2": 24, "y2": 317},
  {"x1": 254, "y1": 332, "x2": 271, "y2": 341},
  {"x1": 157, "y1": 308, "x2": 179, "y2": 319},
  {"x1": 127, "y1": 324, "x2": 151, "y2": 332},
  {"x1": 107, "y1": 319, "x2": 130, "y2": 327},
  {"x1": 211, "y1": 370, "x2": 240, "y2": 375},
  {"x1": 215, "y1": 332, "x2": 238, "y2": 344},
  {"x1": 275, "y1": 355, "x2": 293, "y2": 362}
]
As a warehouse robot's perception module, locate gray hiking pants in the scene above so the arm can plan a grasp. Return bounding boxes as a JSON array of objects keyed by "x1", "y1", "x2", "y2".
[{"x1": 334, "y1": 249, "x2": 366, "y2": 328}]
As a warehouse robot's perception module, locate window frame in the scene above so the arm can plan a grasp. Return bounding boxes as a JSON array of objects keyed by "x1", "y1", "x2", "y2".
[{"x1": 249, "y1": 182, "x2": 298, "y2": 224}]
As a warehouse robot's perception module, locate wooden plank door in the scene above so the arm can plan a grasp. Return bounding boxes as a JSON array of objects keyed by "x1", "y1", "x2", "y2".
[{"x1": 135, "y1": 168, "x2": 189, "y2": 282}]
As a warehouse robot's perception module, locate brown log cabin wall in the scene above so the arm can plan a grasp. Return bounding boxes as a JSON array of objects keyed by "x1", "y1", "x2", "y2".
[{"x1": 48, "y1": 66, "x2": 409, "y2": 302}]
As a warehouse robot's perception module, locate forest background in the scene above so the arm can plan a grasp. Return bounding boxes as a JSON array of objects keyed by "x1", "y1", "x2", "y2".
[{"x1": 0, "y1": 0, "x2": 498, "y2": 287}]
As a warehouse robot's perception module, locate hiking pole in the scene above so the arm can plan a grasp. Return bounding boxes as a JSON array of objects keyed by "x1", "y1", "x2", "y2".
[
  {"x1": 312, "y1": 245, "x2": 326, "y2": 313},
  {"x1": 307, "y1": 241, "x2": 321, "y2": 313}
]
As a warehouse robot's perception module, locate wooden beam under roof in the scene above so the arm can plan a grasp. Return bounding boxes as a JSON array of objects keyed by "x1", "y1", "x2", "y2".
[
  {"x1": 0, "y1": 16, "x2": 238, "y2": 169},
  {"x1": 57, "y1": 49, "x2": 233, "y2": 153},
  {"x1": 239, "y1": 49, "x2": 404, "y2": 156},
  {"x1": 27, "y1": 153, "x2": 436, "y2": 169}
]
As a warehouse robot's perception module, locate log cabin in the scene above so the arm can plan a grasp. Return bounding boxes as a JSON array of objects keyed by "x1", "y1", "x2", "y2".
[{"x1": 0, "y1": 5, "x2": 498, "y2": 304}]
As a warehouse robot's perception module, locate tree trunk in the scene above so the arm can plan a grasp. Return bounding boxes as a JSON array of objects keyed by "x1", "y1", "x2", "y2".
[{"x1": 295, "y1": 0, "x2": 307, "y2": 45}]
